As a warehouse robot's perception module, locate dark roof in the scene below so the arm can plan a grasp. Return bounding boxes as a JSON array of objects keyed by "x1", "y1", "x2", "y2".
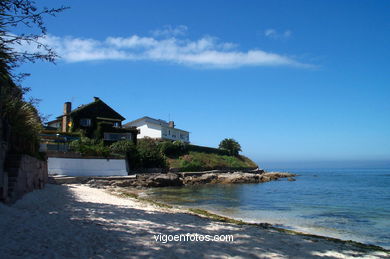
[
  {"x1": 47, "y1": 119, "x2": 60, "y2": 124},
  {"x1": 70, "y1": 98, "x2": 125, "y2": 121}
]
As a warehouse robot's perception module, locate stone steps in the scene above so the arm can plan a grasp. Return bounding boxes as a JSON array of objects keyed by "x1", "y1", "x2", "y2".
[{"x1": 5, "y1": 153, "x2": 21, "y2": 201}]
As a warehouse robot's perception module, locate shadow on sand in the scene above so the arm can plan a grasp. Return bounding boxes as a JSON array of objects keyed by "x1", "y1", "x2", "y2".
[{"x1": 0, "y1": 184, "x2": 388, "y2": 258}]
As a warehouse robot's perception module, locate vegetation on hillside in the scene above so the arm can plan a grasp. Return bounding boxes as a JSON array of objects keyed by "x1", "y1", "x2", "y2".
[
  {"x1": 68, "y1": 137, "x2": 257, "y2": 171},
  {"x1": 167, "y1": 152, "x2": 257, "y2": 172}
]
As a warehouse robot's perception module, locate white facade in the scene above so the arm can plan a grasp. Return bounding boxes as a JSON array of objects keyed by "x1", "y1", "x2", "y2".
[
  {"x1": 125, "y1": 117, "x2": 190, "y2": 143},
  {"x1": 48, "y1": 157, "x2": 128, "y2": 176}
]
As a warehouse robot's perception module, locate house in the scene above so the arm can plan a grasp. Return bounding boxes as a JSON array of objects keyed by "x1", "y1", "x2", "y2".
[
  {"x1": 46, "y1": 97, "x2": 138, "y2": 142},
  {"x1": 124, "y1": 116, "x2": 190, "y2": 143}
]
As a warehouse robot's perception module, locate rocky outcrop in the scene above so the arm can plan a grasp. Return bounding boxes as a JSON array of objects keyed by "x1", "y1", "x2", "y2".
[
  {"x1": 135, "y1": 173, "x2": 182, "y2": 187},
  {"x1": 182, "y1": 172, "x2": 295, "y2": 185},
  {"x1": 85, "y1": 171, "x2": 296, "y2": 189}
]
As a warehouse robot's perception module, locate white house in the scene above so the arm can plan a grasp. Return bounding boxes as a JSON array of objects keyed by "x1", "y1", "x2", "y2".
[{"x1": 124, "y1": 116, "x2": 190, "y2": 143}]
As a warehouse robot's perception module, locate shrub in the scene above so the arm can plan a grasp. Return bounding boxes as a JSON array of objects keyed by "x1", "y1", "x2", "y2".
[
  {"x1": 218, "y1": 138, "x2": 242, "y2": 156},
  {"x1": 110, "y1": 140, "x2": 140, "y2": 169},
  {"x1": 159, "y1": 140, "x2": 188, "y2": 157},
  {"x1": 137, "y1": 138, "x2": 167, "y2": 168},
  {"x1": 109, "y1": 140, "x2": 136, "y2": 155},
  {"x1": 69, "y1": 137, "x2": 110, "y2": 157}
]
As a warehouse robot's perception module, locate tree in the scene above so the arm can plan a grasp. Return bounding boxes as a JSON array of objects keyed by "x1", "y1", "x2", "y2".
[
  {"x1": 219, "y1": 138, "x2": 242, "y2": 156},
  {"x1": 0, "y1": 1, "x2": 67, "y2": 156},
  {"x1": 0, "y1": 0, "x2": 68, "y2": 73}
]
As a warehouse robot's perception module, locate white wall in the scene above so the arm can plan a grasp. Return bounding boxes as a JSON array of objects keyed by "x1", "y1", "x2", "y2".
[
  {"x1": 48, "y1": 158, "x2": 128, "y2": 176},
  {"x1": 129, "y1": 119, "x2": 189, "y2": 142},
  {"x1": 161, "y1": 126, "x2": 190, "y2": 142},
  {"x1": 136, "y1": 123, "x2": 162, "y2": 139}
]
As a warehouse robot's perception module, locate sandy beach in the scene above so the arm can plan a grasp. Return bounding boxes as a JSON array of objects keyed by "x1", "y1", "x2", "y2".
[{"x1": 0, "y1": 184, "x2": 388, "y2": 259}]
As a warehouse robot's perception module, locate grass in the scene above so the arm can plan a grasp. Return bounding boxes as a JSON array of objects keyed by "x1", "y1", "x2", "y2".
[{"x1": 167, "y1": 151, "x2": 257, "y2": 171}]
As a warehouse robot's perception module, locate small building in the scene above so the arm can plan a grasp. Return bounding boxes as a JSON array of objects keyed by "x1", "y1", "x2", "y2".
[
  {"x1": 124, "y1": 116, "x2": 190, "y2": 143},
  {"x1": 46, "y1": 97, "x2": 138, "y2": 142}
]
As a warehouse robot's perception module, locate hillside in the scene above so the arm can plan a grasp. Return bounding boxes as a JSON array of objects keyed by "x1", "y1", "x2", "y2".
[{"x1": 167, "y1": 151, "x2": 258, "y2": 172}]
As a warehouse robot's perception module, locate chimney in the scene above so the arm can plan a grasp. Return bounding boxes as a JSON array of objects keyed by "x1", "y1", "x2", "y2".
[
  {"x1": 168, "y1": 121, "x2": 175, "y2": 128},
  {"x1": 62, "y1": 102, "x2": 71, "y2": 132},
  {"x1": 64, "y1": 102, "x2": 71, "y2": 115},
  {"x1": 93, "y1": 97, "x2": 100, "y2": 102}
]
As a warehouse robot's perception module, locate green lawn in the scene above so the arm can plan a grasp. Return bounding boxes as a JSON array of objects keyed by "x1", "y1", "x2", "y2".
[{"x1": 167, "y1": 151, "x2": 257, "y2": 171}]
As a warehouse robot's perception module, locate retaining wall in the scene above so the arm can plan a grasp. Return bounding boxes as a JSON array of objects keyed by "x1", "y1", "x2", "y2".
[
  {"x1": 11, "y1": 155, "x2": 48, "y2": 202},
  {"x1": 48, "y1": 157, "x2": 128, "y2": 176}
]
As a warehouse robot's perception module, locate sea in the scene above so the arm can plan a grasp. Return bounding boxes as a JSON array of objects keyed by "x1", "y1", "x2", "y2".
[{"x1": 146, "y1": 168, "x2": 390, "y2": 249}]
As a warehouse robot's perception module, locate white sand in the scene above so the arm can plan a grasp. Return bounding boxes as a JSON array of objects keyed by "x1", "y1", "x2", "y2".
[{"x1": 0, "y1": 184, "x2": 388, "y2": 259}]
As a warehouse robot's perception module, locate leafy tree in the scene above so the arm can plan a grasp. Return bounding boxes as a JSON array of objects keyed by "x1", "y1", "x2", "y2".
[
  {"x1": 0, "y1": 1, "x2": 67, "y2": 156},
  {"x1": 1, "y1": 0, "x2": 68, "y2": 73},
  {"x1": 218, "y1": 138, "x2": 242, "y2": 156}
]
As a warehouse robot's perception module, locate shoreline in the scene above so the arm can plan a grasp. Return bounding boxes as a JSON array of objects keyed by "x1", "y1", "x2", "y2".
[
  {"x1": 1, "y1": 184, "x2": 388, "y2": 258},
  {"x1": 112, "y1": 186, "x2": 389, "y2": 253}
]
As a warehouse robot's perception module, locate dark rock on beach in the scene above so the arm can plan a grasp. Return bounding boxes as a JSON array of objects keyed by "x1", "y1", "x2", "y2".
[{"x1": 84, "y1": 171, "x2": 296, "y2": 189}]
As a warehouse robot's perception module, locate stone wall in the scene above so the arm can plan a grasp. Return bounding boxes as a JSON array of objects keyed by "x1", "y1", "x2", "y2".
[{"x1": 11, "y1": 155, "x2": 48, "y2": 202}]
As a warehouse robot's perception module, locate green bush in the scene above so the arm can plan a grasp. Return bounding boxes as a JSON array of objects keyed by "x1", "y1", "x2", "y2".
[
  {"x1": 159, "y1": 140, "x2": 188, "y2": 157},
  {"x1": 1, "y1": 74, "x2": 43, "y2": 156},
  {"x1": 110, "y1": 140, "x2": 140, "y2": 169},
  {"x1": 69, "y1": 137, "x2": 110, "y2": 157},
  {"x1": 109, "y1": 140, "x2": 136, "y2": 155},
  {"x1": 137, "y1": 138, "x2": 167, "y2": 168}
]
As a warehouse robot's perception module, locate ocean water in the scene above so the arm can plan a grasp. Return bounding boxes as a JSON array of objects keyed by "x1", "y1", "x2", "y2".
[{"x1": 146, "y1": 169, "x2": 390, "y2": 249}]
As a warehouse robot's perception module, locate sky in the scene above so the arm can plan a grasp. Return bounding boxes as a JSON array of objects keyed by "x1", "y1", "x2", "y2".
[{"x1": 14, "y1": 0, "x2": 390, "y2": 167}]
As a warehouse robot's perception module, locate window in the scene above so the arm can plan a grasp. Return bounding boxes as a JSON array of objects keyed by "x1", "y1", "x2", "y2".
[
  {"x1": 104, "y1": 133, "x2": 132, "y2": 141},
  {"x1": 113, "y1": 122, "x2": 120, "y2": 127},
  {"x1": 80, "y1": 118, "x2": 91, "y2": 127},
  {"x1": 162, "y1": 128, "x2": 168, "y2": 136}
]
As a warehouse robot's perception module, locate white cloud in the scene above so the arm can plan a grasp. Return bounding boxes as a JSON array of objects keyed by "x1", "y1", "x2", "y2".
[
  {"x1": 265, "y1": 29, "x2": 292, "y2": 39},
  {"x1": 14, "y1": 29, "x2": 310, "y2": 68},
  {"x1": 265, "y1": 29, "x2": 277, "y2": 37}
]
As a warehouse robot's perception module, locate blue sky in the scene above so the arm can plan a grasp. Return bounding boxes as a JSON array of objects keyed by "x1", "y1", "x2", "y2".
[{"x1": 16, "y1": 0, "x2": 390, "y2": 167}]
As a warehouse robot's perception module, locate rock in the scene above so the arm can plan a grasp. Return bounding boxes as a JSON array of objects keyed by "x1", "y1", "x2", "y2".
[
  {"x1": 135, "y1": 173, "x2": 183, "y2": 187},
  {"x1": 112, "y1": 180, "x2": 137, "y2": 187},
  {"x1": 249, "y1": 168, "x2": 266, "y2": 174},
  {"x1": 183, "y1": 173, "x2": 217, "y2": 185},
  {"x1": 217, "y1": 172, "x2": 260, "y2": 184},
  {"x1": 288, "y1": 177, "x2": 296, "y2": 181},
  {"x1": 87, "y1": 179, "x2": 113, "y2": 188},
  {"x1": 87, "y1": 171, "x2": 297, "y2": 189}
]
